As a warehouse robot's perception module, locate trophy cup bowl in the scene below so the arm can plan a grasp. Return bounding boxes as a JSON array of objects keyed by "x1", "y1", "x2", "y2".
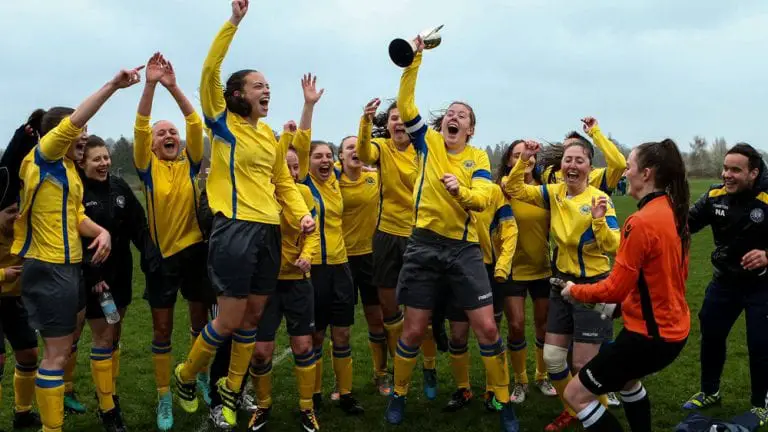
[{"x1": 389, "y1": 25, "x2": 444, "y2": 68}]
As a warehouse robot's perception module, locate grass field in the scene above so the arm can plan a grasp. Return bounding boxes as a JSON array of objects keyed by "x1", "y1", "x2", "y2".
[{"x1": 0, "y1": 178, "x2": 755, "y2": 431}]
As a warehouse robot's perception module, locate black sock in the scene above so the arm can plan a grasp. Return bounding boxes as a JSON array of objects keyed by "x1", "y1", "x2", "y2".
[
  {"x1": 621, "y1": 384, "x2": 651, "y2": 432},
  {"x1": 577, "y1": 400, "x2": 624, "y2": 432}
]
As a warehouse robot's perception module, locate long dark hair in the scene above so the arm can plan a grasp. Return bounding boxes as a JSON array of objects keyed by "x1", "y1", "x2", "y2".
[
  {"x1": 429, "y1": 101, "x2": 476, "y2": 143},
  {"x1": 635, "y1": 139, "x2": 691, "y2": 256},
  {"x1": 224, "y1": 69, "x2": 259, "y2": 117},
  {"x1": 372, "y1": 100, "x2": 397, "y2": 139},
  {"x1": 41, "y1": 107, "x2": 75, "y2": 136},
  {"x1": 495, "y1": 139, "x2": 543, "y2": 185}
]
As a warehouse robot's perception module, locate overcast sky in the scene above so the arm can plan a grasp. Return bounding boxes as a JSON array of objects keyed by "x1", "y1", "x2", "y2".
[{"x1": 1, "y1": 0, "x2": 767, "y2": 153}]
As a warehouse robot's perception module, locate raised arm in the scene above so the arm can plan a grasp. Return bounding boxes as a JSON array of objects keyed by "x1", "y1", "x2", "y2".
[
  {"x1": 584, "y1": 118, "x2": 627, "y2": 193},
  {"x1": 396, "y1": 40, "x2": 433, "y2": 153},
  {"x1": 356, "y1": 99, "x2": 382, "y2": 165},
  {"x1": 159, "y1": 59, "x2": 204, "y2": 165},
  {"x1": 501, "y1": 143, "x2": 550, "y2": 209},
  {"x1": 273, "y1": 141, "x2": 311, "y2": 228},
  {"x1": 492, "y1": 191, "x2": 518, "y2": 281},
  {"x1": 570, "y1": 215, "x2": 647, "y2": 303},
  {"x1": 292, "y1": 128, "x2": 311, "y2": 182},
  {"x1": 591, "y1": 195, "x2": 621, "y2": 255},
  {"x1": 134, "y1": 54, "x2": 164, "y2": 171},
  {"x1": 41, "y1": 67, "x2": 142, "y2": 162},
  {"x1": 201, "y1": 0, "x2": 248, "y2": 126}
]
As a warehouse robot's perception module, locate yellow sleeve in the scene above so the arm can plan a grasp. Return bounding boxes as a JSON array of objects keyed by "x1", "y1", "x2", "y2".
[
  {"x1": 502, "y1": 158, "x2": 550, "y2": 209},
  {"x1": 184, "y1": 111, "x2": 204, "y2": 165},
  {"x1": 76, "y1": 197, "x2": 89, "y2": 225},
  {"x1": 133, "y1": 113, "x2": 152, "y2": 171},
  {"x1": 273, "y1": 146, "x2": 310, "y2": 225},
  {"x1": 455, "y1": 151, "x2": 493, "y2": 212},
  {"x1": 0, "y1": 268, "x2": 6, "y2": 282},
  {"x1": 292, "y1": 129, "x2": 311, "y2": 182},
  {"x1": 588, "y1": 125, "x2": 626, "y2": 192},
  {"x1": 493, "y1": 198, "x2": 518, "y2": 282},
  {"x1": 298, "y1": 192, "x2": 320, "y2": 262},
  {"x1": 277, "y1": 131, "x2": 295, "y2": 152},
  {"x1": 356, "y1": 117, "x2": 381, "y2": 165},
  {"x1": 592, "y1": 196, "x2": 621, "y2": 254},
  {"x1": 39, "y1": 117, "x2": 83, "y2": 162},
  {"x1": 200, "y1": 21, "x2": 237, "y2": 125}
]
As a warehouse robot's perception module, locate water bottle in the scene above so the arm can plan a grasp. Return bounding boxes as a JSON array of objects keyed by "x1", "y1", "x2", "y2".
[{"x1": 99, "y1": 291, "x2": 121, "y2": 324}]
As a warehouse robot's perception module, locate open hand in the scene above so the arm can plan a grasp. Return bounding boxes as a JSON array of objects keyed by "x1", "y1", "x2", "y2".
[
  {"x1": 363, "y1": 98, "x2": 381, "y2": 122},
  {"x1": 145, "y1": 52, "x2": 165, "y2": 84},
  {"x1": 742, "y1": 249, "x2": 768, "y2": 271},
  {"x1": 302, "y1": 73, "x2": 325, "y2": 105},
  {"x1": 159, "y1": 59, "x2": 177, "y2": 88},
  {"x1": 88, "y1": 229, "x2": 112, "y2": 264}
]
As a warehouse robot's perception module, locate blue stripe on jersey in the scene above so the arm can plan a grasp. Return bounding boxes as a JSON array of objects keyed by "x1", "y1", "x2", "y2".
[
  {"x1": 472, "y1": 169, "x2": 492, "y2": 181},
  {"x1": 29, "y1": 149, "x2": 72, "y2": 262},
  {"x1": 577, "y1": 227, "x2": 596, "y2": 278},
  {"x1": 204, "y1": 111, "x2": 238, "y2": 219},
  {"x1": 540, "y1": 183, "x2": 551, "y2": 210},
  {"x1": 303, "y1": 177, "x2": 327, "y2": 264},
  {"x1": 137, "y1": 162, "x2": 161, "y2": 256},
  {"x1": 599, "y1": 171, "x2": 609, "y2": 194},
  {"x1": 413, "y1": 147, "x2": 428, "y2": 226},
  {"x1": 606, "y1": 215, "x2": 619, "y2": 230},
  {"x1": 18, "y1": 183, "x2": 42, "y2": 258},
  {"x1": 373, "y1": 142, "x2": 384, "y2": 230},
  {"x1": 404, "y1": 115, "x2": 428, "y2": 154}
]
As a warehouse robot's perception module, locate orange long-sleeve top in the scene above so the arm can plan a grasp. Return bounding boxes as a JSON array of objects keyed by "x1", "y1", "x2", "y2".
[{"x1": 570, "y1": 192, "x2": 690, "y2": 342}]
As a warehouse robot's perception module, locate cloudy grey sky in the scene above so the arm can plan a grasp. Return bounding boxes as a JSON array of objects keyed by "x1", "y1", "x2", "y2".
[{"x1": 2, "y1": 0, "x2": 767, "y2": 152}]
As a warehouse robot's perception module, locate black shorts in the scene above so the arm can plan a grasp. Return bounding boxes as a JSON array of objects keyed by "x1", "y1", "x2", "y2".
[
  {"x1": 144, "y1": 242, "x2": 215, "y2": 308},
  {"x1": 398, "y1": 229, "x2": 492, "y2": 313},
  {"x1": 0, "y1": 296, "x2": 38, "y2": 355},
  {"x1": 349, "y1": 254, "x2": 378, "y2": 306},
  {"x1": 207, "y1": 215, "x2": 281, "y2": 298},
  {"x1": 256, "y1": 279, "x2": 315, "y2": 341},
  {"x1": 372, "y1": 230, "x2": 408, "y2": 288},
  {"x1": 547, "y1": 271, "x2": 614, "y2": 344},
  {"x1": 505, "y1": 278, "x2": 551, "y2": 300},
  {"x1": 86, "y1": 278, "x2": 132, "y2": 320},
  {"x1": 446, "y1": 263, "x2": 504, "y2": 323},
  {"x1": 312, "y1": 264, "x2": 355, "y2": 330},
  {"x1": 21, "y1": 259, "x2": 82, "y2": 338},
  {"x1": 579, "y1": 329, "x2": 687, "y2": 394}
]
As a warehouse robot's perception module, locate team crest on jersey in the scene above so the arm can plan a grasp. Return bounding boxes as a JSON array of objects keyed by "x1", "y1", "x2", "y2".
[
  {"x1": 750, "y1": 208, "x2": 764, "y2": 223},
  {"x1": 579, "y1": 204, "x2": 591, "y2": 215},
  {"x1": 116, "y1": 195, "x2": 125, "y2": 208},
  {"x1": 463, "y1": 160, "x2": 475, "y2": 170},
  {"x1": 366, "y1": 177, "x2": 375, "y2": 185}
]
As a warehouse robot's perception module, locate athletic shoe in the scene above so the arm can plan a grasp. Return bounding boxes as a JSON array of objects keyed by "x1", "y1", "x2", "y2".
[
  {"x1": 535, "y1": 378, "x2": 557, "y2": 397},
  {"x1": 423, "y1": 368, "x2": 438, "y2": 400},
  {"x1": 500, "y1": 402, "x2": 520, "y2": 432},
  {"x1": 209, "y1": 405, "x2": 233, "y2": 430},
  {"x1": 64, "y1": 392, "x2": 87, "y2": 414},
  {"x1": 99, "y1": 407, "x2": 127, "y2": 432},
  {"x1": 247, "y1": 406, "x2": 271, "y2": 431},
  {"x1": 606, "y1": 392, "x2": 621, "y2": 407},
  {"x1": 443, "y1": 388, "x2": 473, "y2": 412},
  {"x1": 173, "y1": 364, "x2": 199, "y2": 413},
  {"x1": 509, "y1": 383, "x2": 527, "y2": 404},
  {"x1": 197, "y1": 372, "x2": 212, "y2": 406},
  {"x1": 300, "y1": 409, "x2": 320, "y2": 432},
  {"x1": 240, "y1": 392, "x2": 258, "y2": 413},
  {"x1": 682, "y1": 391, "x2": 721, "y2": 410},
  {"x1": 13, "y1": 410, "x2": 41, "y2": 429},
  {"x1": 339, "y1": 394, "x2": 364, "y2": 415},
  {"x1": 312, "y1": 393, "x2": 323, "y2": 413},
  {"x1": 484, "y1": 391, "x2": 503, "y2": 412},
  {"x1": 375, "y1": 374, "x2": 393, "y2": 397},
  {"x1": 385, "y1": 393, "x2": 406, "y2": 425},
  {"x1": 545, "y1": 410, "x2": 578, "y2": 432},
  {"x1": 156, "y1": 392, "x2": 174, "y2": 431},
  {"x1": 217, "y1": 377, "x2": 240, "y2": 427}
]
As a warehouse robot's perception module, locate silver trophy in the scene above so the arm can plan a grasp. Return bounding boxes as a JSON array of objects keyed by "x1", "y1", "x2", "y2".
[{"x1": 389, "y1": 25, "x2": 444, "y2": 68}]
